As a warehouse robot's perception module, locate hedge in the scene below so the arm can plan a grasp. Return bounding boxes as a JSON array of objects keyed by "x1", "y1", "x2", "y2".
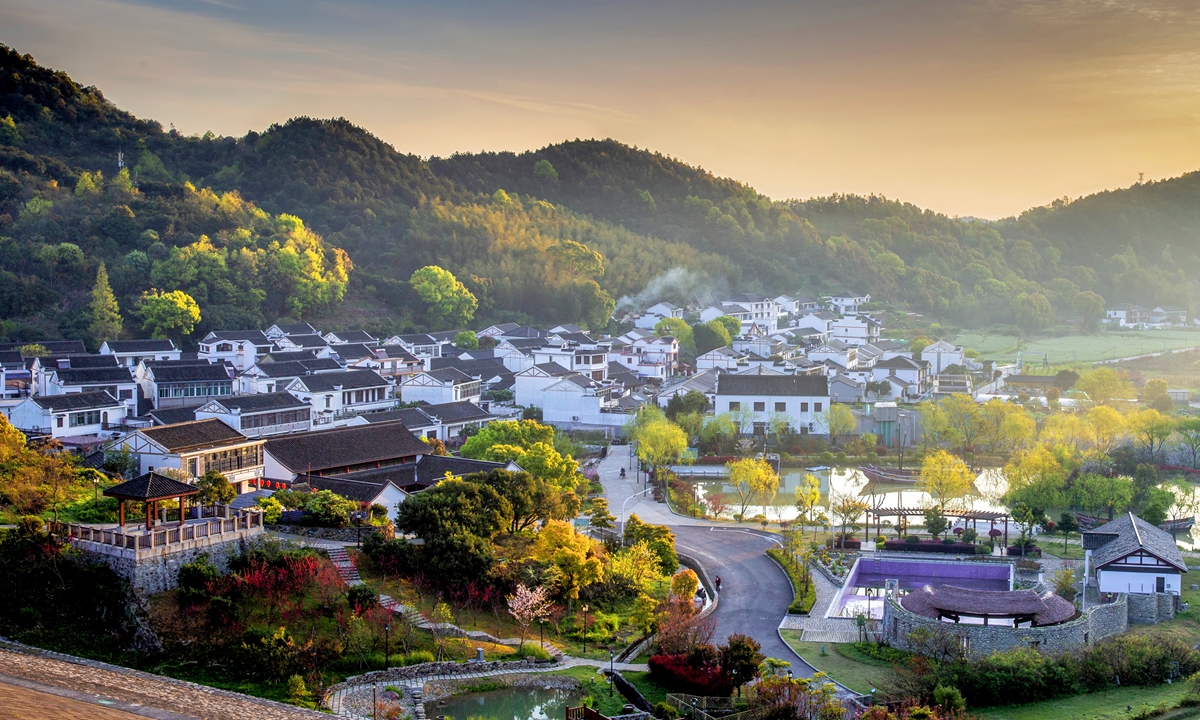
[
  {"x1": 1007, "y1": 546, "x2": 1042, "y2": 557},
  {"x1": 767, "y1": 548, "x2": 817, "y2": 614},
  {"x1": 882, "y1": 540, "x2": 983, "y2": 554},
  {"x1": 647, "y1": 654, "x2": 734, "y2": 696}
]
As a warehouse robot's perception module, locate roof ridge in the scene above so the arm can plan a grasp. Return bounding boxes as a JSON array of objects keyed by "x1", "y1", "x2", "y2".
[{"x1": 1130, "y1": 511, "x2": 1142, "y2": 546}]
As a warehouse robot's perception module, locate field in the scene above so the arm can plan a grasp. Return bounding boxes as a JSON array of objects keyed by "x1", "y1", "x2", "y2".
[
  {"x1": 976, "y1": 683, "x2": 1192, "y2": 720},
  {"x1": 952, "y1": 329, "x2": 1200, "y2": 367}
]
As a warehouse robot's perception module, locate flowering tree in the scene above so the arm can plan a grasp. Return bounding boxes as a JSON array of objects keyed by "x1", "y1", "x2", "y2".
[{"x1": 506, "y1": 583, "x2": 553, "y2": 650}]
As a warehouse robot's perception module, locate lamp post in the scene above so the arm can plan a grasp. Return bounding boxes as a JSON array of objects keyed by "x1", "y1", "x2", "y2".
[
  {"x1": 355, "y1": 510, "x2": 364, "y2": 549},
  {"x1": 582, "y1": 605, "x2": 589, "y2": 655},
  {"x1": 620, "y1": 487, "x2": 653, "y2": 534},
  {"x1": 609, "y1": 650, "x2": 615, "y2": 697},
  {"x1": 384, "y1": 622, "x2": 391, "y2": 669},
  {"x1": 539, "y1": 618, "x2": 544, "y2": 651}
]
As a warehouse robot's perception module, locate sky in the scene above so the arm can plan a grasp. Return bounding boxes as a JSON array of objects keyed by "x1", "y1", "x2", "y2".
[{"x1": 3, "y1": 0, "x2": 1200, "y2": 218}]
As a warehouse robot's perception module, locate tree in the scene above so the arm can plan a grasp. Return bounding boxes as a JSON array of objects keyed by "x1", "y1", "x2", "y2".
[
  {"x1": 940, "y1": 394, "x2": 980, "y2": 459},
  {"x1": 137, "y1": 289, "x2": 200, "y2": 339},
  {"x1": 453, "y1": 330, "x2": 479, "y2": 349},
  {"x1": 665, "y1": 390, "x2": 710, "y2": 421},
  {"x1": 1076, "y1": 367, "x2": 1134, "y2": 408},
  {"x1": 654, "y1": 317, "x2": 694, "y2": 357},
  {"x1": 728, "y1": 458, "x2": 776, "y2": 520},
  {"x1": 909, "y1": 336, "x2": 932, "y2": 356},
  {"x1": 712, "y1": 315, "x2": 742, "y2": 339},
  {"x1": 1057, "y1": 512, "x2": 1079, "y2": 555},
  {"x1": 1128, "y1": 409, "x2": 1176, "y2": 462},
  {"x1": 409, "y1": 265, "x2": 477, "y2": 328},
  {"x1": 918, "y1": 450, "x2": 975, "y2": 512},
  {"x1": 1073, "y1": 291, "x2": 1106, "y2": 332},
  {"x1": 623, "y1": 514, "x2": 679, "y2": 574},
  {"x1": 819, "y1": 404, "x2": 856, "y2": 449},
  {"x1": 196, "y1": 470, "x2": 236, "y2": 505},
  {"x1": 1074, "y1": 474, "x2": 1134, "y2": 520},
  {"x1": 532, "y1": 520, "x2": 603, "y2": 609},
  {"x1": 532, "y1": 159, "x2": 558, "y2": 180},
  {"x1": 1010, "y1": 292, "x2": 1054, "y2": 332},
  {"x1": 720, "y1": 634, "x2": 765, "y2": 697},
  {"x1": 1004, "y1": 444, "x2": 1066, "y2": 510},
  {"x1": 692, "y1": 321, "x2": 731, "y2": 356},
  {"x1": 1142, "y1": 378, "x2": 1173, "y2": 412},
  {"x1": 923, "y1": 507, "x2": 948, "y2": 539},
  {"x1": 1086, "y1": 405, "x2": 1127, "y2": 454},
  {"x1": 1055, "y1": 369, "x2": 1080, "y2": 391},
  {"x1": 468, "y1": 469, "x2": 571, "y2": 533},
  {"x1": 829, "y1": 491, "x2": 868, "y2": 547},
  {"x1": 1010, "y1": 502, "x2": 1047, "y2": 556},
  {"x1": 485, "y1": 441, "x2": 582, "y2": 493},
  {"x1": 1049, "y1": 565, "x2": 1080, "y2": 603},
  {"x1": 634, "y1": 420, "x2": 688, "y2": 482},
  {"x1": 587, "y1": 498, "x2": 616, "y2": 530},
  {"x1": 1174, "y1": 417, "x2": 1200, "y2": 468},
  {"x1": 88, "y1": 262, "x2": 122, "y2": 345},
  {"x1": 507, "y1": 583, "x2": 552, "y2": 650},
  {"x1": 794, "y1": 473, "x2": 822, "y2": 541},
  {"x1": 461, "y1": 419, "x2": 556, "y2": 458},
  {"x1": 671, "y1": 568, "x2": 700, "y2": 602}
]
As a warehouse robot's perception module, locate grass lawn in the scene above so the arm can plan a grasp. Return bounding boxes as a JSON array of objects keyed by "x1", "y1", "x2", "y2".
[
  {"x1": 779, "y1": 632, "x2": 896, "y2": 696},
  {"x1": 1126, "y1": 583, "x2": 1200, "y2": 647},
  {"x1": 1041, "y1": 542, "x2": 1087, "y2": 560},
  {"x1": 550, "y1": 665, "x2": 657, "y2": 717},
  {"x1": 952, "y1": 329, "x2": 1200, "y2": 366},
  {"x1": 976, "y1": 683, "x2": 1192, "y2": 720}
]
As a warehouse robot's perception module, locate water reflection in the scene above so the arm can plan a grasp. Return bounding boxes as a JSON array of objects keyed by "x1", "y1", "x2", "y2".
[
  {"x1": 686, "y1": 467, "x2": 1010, "y2": 521},
  {"x1": 428, "y1": 687, "x2": 581, "y2": 720}
]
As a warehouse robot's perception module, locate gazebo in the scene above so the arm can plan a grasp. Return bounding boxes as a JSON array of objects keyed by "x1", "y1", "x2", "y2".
[
  {"x1": 104, "y1": 472, "x2": 199, "y2": 531},
  {"x1": 901, "y1": 585, "x2": 1077, "y2": 627}
]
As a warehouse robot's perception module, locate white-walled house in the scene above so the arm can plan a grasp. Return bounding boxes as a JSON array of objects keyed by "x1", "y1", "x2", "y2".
[
  {"x1": 830, "y1": 314, "x2": 881, "y2": 346},
  {"x1": 714, "y1": 374, "x2": 829, "y2": 435},
  {"x1": 197, "y1": 331, "x2": 273, "y2": 372},
  {"x1": 515, "y1": 363, "x2": 575, "y2": 408},
  {"x1": 286, "y1": 369, "x2": 394, "y2": 425},
  {"x1": 871, "y1": 355, "x2": 931, "y2": 399},
  {"x1": 265, "y1": 322, "x2": 319, "y2": 340},
  {"x1": 657, "y1": 369, "x2": 719, "y2": 409},
  {"x1": 828, "y1": 292, "x2": 871, "y2": 315},
  {"x1": 532, "y1": 343, "x2": 609, "y2": 382},
  {"x1": 808, "y1": 340, "x2": 858, "y2": 370},
  {"x1": 106, "y1": 419, "x2": 265, "y2": 491},
  {"x1": 698, "y1": 306, "x2": 727, "y2": 324},
  {"x1": 920, "y1": 341, "x2": 965, "y2": 373},
  {"x1": 1086, "y1": 513, "x2": 1186, "y2": 597},
  {"x1": 542, "y1": 375, "x2": 631, "y2": 428},
  {"x1": 633, "y1": 302, "x2": 684, "y2": 330},
  {"x1": 696, "y1": 346, "x2": 745, "y2": 371},
  {"x1": 9, "y1": 391, "x2": 126, "y2": 439},
  {"x1": 383, "y1": 333, "x2": 442, "y2": 359},
  {"x1": 99, "y1": 339, "x2": 181, "y2": 367},
  {"x1": 613, "y1": 334, "x2": 679, "y2": 379},
  {"x1": 400, "y1": 368, "x2": 481, "y2": 405},
  {"x1": 194, "y1": 392, "x2": 312, "y2": 438},
  {"x1": 138, "y1": 360, "x2": 236, "y2": 409},
  {"x1": 43, "y1": 365, "x2": 139, "y2": 416},
  {"x1": 723, "y1": 294, "x2": 779, "y2": 332},
  {"x1": 794, "y1": 311, "x2": 838, "y2": 336},
  {"x1": 31, "y1": 354, "x2": 120, "y2": 397},
  {"x1": 239, "y1": 357, "x2": 343, "y2": 395}
]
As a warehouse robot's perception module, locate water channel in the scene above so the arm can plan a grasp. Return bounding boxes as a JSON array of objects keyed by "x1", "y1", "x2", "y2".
[{"x1": 425, "y1": 687, "x2": 582, "y2": 720}]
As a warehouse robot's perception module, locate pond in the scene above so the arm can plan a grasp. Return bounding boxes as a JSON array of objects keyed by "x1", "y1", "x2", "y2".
[
  {"x1": 426, "y1": 686, "x2": 582, "y2": 720},
  {"x1": 684, "y1": 467, "x2": 1009, "y2": 522}
]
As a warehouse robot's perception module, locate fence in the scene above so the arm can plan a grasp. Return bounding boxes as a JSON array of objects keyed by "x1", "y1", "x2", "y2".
[{"x1": 49, "y1": 509, "x2": 263, "y2": 552}]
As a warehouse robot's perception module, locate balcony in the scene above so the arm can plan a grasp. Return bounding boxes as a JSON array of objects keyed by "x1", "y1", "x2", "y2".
[{"x1": 240, "y1": 420, "x2": 311, "y2": 437}]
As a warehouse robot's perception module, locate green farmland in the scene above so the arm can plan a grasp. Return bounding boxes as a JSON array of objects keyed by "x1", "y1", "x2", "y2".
[{"x1": 952, "y1": 329, "x2": 1200, "y2": 366}]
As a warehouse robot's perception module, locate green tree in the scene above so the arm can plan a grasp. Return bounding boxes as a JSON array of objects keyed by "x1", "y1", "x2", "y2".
[
  {"x1": 665, "y1": 390, "x2": 710, "y2": 421},
  {"x1": 622, "y1": 514, "x2": 679, "y2": 574},
  {"x1": 1073, "y1": 291, "x2": 1106, "y2": 332},
  {"x1": 712, "y1": 315, "x2": 742, "y2": 339},
  {"x1": 1074, "y1": 474, "x2": 1134, "y2": 521},
  {"x1": 1010, "y1": 292, "x2": 1054, "y2": 332},
  {"x1": 588, "y1": 498, "x2": 616, "y2": 530},
  {"x1": 1076, "y1": 367, "x2": 1134, "y2": 408},
  {"x1": 1174, "y1": 417, "x2": 1200, "y2": 468},
  {"x1": 88, "y1": 261, "x2": 122, "y2": 345},
  {"x1": 720, "y1": 634, "x2": 764, "y2": 697},
  {"x1": 137, "y1": 289, "x2": 200, "y2": 340},
  {"x1": 454, "y1": 330, "x2": 479, "y2": 349},
  {"x1": 461, "y1": 419, "x2": 557, "y2": 458},
  {"x1": 819, "y1": 403, "x2": 856, "y2": 449},
  {"x1": 410, "y1": 265, "x2": 478, "y2": 328},
  {"x1": 532, "y1": 520, "x2": 602, "y2": 608},
  {"x1": 692, "y1": 321, "x2": 731, "y2": 356},
  {"x1": 468, "y1": 469, "x2": 572, "y2": 533},
  {"x1": 918, "y1": 450, "x2": 975, "y2": 512},
  {"x1": 532, "y1": 159, "x2": 558, "y2": 180},
  {"x1": 633, "y1": 419, "x2": 688, "y2": 481},
  {"x1": 922, "y1": 507, "x2": 948, "y2": 539},
  {"x1": 196, "y1": 470, "x2": 236, "y2": 505},
  {"x1": 1128, "y1": 409, "x2": 1176, "y2": 462},
  {"x1": 1142, "y1": 379, "x2": 1172, "y2": 412},
  {"x1": 654, "y1": 317, "x2": 695, "y2": 357}
]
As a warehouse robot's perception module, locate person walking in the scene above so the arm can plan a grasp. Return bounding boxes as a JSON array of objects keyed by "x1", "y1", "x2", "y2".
[{"x1": 715, "y1": 576, "x2": 722, "y2": 593}]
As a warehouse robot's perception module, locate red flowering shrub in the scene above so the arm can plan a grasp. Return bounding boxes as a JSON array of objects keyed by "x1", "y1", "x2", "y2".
[{"x1": 648, "y1": 653, "x2": 733, "y2": 696}]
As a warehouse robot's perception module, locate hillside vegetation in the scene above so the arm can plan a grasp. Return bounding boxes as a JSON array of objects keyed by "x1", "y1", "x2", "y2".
[{"x1": 2, "y1": 44, "x2": 1199, "y2": 346}]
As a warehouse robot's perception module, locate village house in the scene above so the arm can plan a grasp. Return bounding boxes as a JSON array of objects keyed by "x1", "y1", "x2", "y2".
[
  {"x1": 656, "y1": 369, "x2": 720, "y2": 409},
  {"x1": 829, "y1": 313, "x2": 882, "y2": 346},
  {"x1": 696, "y1": 346, "x2": 745, "y2": 371},
  {"x1": 542, "y1": 375, "x2": 635, "y2": 429},
  {"x1": 793, "y1": 310, "x2": 837, "y2": 337},
  {"x1": 1085, "y1": 513, "x2": 1187, "y2": 601},
  {"x1": 99, "y1": 339, "x2": 181, "y2": 368},
  {"x1": 722, "y1": 294, "x2": 780, "y2": 332},
  {"x1": 400, "y1": 368, "x2": 482, "y2": 405},
  {"x1": 807, "y1": 339, "x2": 859, "y2": 370},
  {"x1": 264, "y1": 322, "x2": 320, "y2": 340},
  {"x1": 323, "y1": 330, "x2": 378, "y2": 346},
  {"x1": 871, "y1": 355, "x2": 932, "y2": 400},
  {"x1": 107, "y1": 419, "x2": 266, "y2": 492},
  {"x1": 1104, "y1": 303, "x2": 1151, "y2": 326},
  {"x1": 613, "y1": 334, "x2": 679, "y2": 379},
  {"x1": 137, "y1": 360, "x2": 235, "y2": 410},
  {"x1": 193, "y1": 392, "x2": 312, "y2": 438},
  {"x1": 196, "y1": 331, "x2": 273, "y2": 372},
  {"x1": 828, "y1": 292, "x2": 871, "y2": 315},
  {"x1": 285, "y1": 369, "x2": 395, "y2": 425},
  {"x1": 238, "y1": 357, "x2": 343, "y2": 394},
  {"x1": 532, "y1": 341, "x2": 609, "y2": 382},
  {"x1": 383, "y1": 333, "x2": 443, "y2": 360},
  {"x1": 919, "y1": 341, "x2": 966, "y2": 373},
  {"x1": 261, "y1": 420, "x2": 429, "y2": 484},
  {"x1": 368, "y1": 345, "x2": 424, "y2": 381},
  {"x1": 273, "y1": 333, "x2": 331, "y2": 354},
  {"x1": 714, "y1": 373, "x2": 829, "y2": 435},
  {"x1": 42, "y1": 365, "x2": 139, "y2": 416},
  {"x1": 515, "y1": 363, "x2": 575, "y2": 408},
  {"x1": 31, "y1": 354, "x2": 120, "y2": 397},
  {"x1": 9, "y1": 391, "x2": 127, "y2": 440},
  {"x1": 633, "y1": 301, "x2": 685, "y2": 329}
]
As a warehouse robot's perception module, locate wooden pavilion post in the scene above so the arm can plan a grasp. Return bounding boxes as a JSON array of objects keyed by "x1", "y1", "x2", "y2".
[
  {"x1": 1004, "y1": 516, "x2": 1008, "y2": 549},
  {"x1": 146, "y1": 500, "x2": 153, "y2": 532},
  {"x1": 118, "y1": 500, "x2": 125, "y2": 528},
  {"x1": 179, "y1": 495, "x2": 186, "y2": 526}
]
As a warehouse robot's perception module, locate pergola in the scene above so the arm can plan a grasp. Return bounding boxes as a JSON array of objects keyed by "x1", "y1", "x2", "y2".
[
  {"x1": 864, "y1": 506, "x2": 1010, "y2": 546},
  {"x1": 104, "y1": 472, "x2": 199, "y2": 532}
]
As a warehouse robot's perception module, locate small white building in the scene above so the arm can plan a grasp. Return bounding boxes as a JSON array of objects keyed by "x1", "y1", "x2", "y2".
[
  {"x1": 383, "y1": 333, "x2": 443, "y2": 360},
  {"x1": 1104, "y1": 303, "x2": 1151, "y2": 327},
  {"x1": 920, "y1": 341, "x2": 965, "y2": 374},
  {"x1": 828, "y1": 292, "x2": 871, "y2": 315},
  {"x1": 722, "y1": 294, "x2": 779, "y2": 332},
  {"x1": 9, "y1": 391, "x2": 126, "y2": 439},
  {"x1": 194, "y1": 393, "x2": 312, "y2": 438},
  {"x1": 99, "y1": 339, "x2": 181, "y2": 368},
  {"x1": 138, "y1": 361, "x2": 235, "y2": 410},
  {"x1": 286, "y1": 369, "x2": 394, "y2": 425},
  {"x1": 106, "y1": 419, "x2": 266, "y2": 492},
  {"x1": 829, "y1": 314, "x2": 881, "y2": 346},
  {"x1": 1086, "y1": 513, "x2": 1186, "y2": 597},
  {"x1": 42, "y1": 365, "x2": 139, "y2": 416},
  {"x1": 542, "y1": 375, "x2": 632, "y2": 429},
  {"x1": 633, "y1": 302, "x2": 684, "y2": 330},
  {"x1": 532, "y1": 342, "x2": 609, "y2": 382},
  {"x1": 696, "y1": 346, "x2": 745, "y2": 371},
  {"x1": 239, "y1": 357, "x2": 343, "y2": 395},
  {"x1": 197, "y1": 331, "x2": 273, "y2": 372},
  {"x1": 613, "y1": 334, "x2": 679, "y2": 379},
  {"x1": 515, "y1": 363, "x2": 575, "y2": 409},
  {"x1": 265, "y1": 322, "x2": 320, "y2": 340},
  {"x1": 714, "y1": 374, "x2": 829, "y2": 435},
  {"x1": 323, "y1": 330, "x2": 378, "y2": 346},
  {"x1": 400, "y1": 368, "x2": 481, "y2": 405},
  {"x1": 807, "y1": 339, "x2": 858, "y2": 370},
  {"x1": 871, "y1": 355, "x2": 931, "y2": 400}
]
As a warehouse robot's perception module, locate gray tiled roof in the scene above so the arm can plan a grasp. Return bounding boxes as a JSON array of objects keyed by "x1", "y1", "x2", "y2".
[
  {"x1": 31, "y1": 391, "x2": 122, "y2": 411},
  {"x1": 1086, "y1": 512, "x2": 1187, "y2": 572},
  {"x1": 139, "y1": 419, "x2": 247, "y2": 452},
  {"x1": 715, "y1": 374, "x2": 828, "y2": 397},
  {"x1": 292, "y1": 369, "x2": 388, "y2": 392}
]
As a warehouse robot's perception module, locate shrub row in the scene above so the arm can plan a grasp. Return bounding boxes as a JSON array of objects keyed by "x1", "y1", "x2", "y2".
[
  {"x1": 766, "y1": 549, "x2": 817, "y2": 614},
  {"x1": 647, "y1": 654, "x2": 734, "y2": 697},
  {"x1": 882, "y1": 540, "x2": 983, "y2": 554}
]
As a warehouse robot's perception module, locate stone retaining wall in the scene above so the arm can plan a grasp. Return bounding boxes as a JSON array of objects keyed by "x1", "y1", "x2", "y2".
[
  {"x1": 1127, "y1": 592, "x2": 1177, "y2": 624},
  {"x1": 266, "y1": 524, "x2": 387, "y2": 543},
  {"x1": 91, "y1": 536, "x2": 248, "y2": 595},
  {"x1": 882, "y1": 594, "x2": 1128, "y2": 658},
  {"x1": 325, "y1": 658, "x2": 547, "y2": 698}
]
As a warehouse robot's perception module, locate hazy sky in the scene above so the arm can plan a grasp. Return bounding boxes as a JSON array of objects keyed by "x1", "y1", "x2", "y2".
[{"x1": 4, "y1": 0, "x2": 1200, "y2": 218}]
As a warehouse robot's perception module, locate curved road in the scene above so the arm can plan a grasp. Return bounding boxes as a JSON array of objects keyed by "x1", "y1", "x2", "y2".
[{"x1": 599, "y1": 447, "x2": 836, "y2": 683}]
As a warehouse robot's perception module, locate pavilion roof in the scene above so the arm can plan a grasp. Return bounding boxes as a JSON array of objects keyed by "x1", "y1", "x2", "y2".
[
  {"x1": 104, "y1": 472, "x2": 199, "y2": 501},
  {"x1": 901, "y1": 584, "x2": 1076, "y2": 626}
]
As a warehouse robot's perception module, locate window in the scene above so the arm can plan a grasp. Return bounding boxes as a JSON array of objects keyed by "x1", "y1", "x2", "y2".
[
  {"x1": 56, "y1": 416, "x2": 64, "y2": 428},
  {"x1": 753, "y1": 402, "x2": 765, "y2": 412},
  {"x1": 728, "y1": 401, "x2": 740, "y2": 411},
  {"x1": 119, "y1": 389, "x2": 132, "y2": 400},
  {"x1": 325, "y1": 396, "x2": 331, "y2": 409},
  {"x1": 814, "y1": 402, "x2": 823, "y2": 413},
  {"x1": 69, "y1": 410, "x2": 101, "y2": 427},
  {"x1": 1157, "y1": 576, "x2": 1166, "y2": 593},
  {"x1": 188, "y1": 458, "x2": 198, "y2": 477},
  {"x1": 800, "y1": 402, "x2": 809, "y2": 412},
  {"x1": 775, "y1": 402, "x2": 787, "y2": 412}
]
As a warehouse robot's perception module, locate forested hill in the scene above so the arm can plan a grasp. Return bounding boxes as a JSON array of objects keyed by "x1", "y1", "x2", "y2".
[{"x1": 1, "y1": 44, "x2": 1199, "y2": 348}]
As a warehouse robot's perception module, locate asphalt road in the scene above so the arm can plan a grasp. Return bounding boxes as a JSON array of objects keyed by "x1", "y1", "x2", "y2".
[{"x1": 671, "y1": 526, "x2": 813, "y2": 673}]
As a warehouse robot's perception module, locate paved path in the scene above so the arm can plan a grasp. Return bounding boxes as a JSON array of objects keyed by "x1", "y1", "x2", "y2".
[{"x1": 0, "y1": 680, "x2": 151, "y2": 720}]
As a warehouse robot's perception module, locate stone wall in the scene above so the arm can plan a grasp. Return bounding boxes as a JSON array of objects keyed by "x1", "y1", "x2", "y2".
[
  {"x1": 882, "y1": 594, "x2": 1128, "y2": 658},
  {"x1": 1127, "y1": 592, "x2": 1177, "y2": 624},
  {"x1": 79, "y1": 536, "x2": 250, "y2": 596},
  {"x1": 266, "y1": 524, "x2": 391, "y2": 543}
]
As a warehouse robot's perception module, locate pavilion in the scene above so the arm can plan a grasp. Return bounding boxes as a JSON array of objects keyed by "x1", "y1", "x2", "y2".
[
  {"x1": 104, "y1": 472, "x2": 199, "y2": 531},
  {"x1": 864, "y1": 506, "x2": 1010, "y2": 545},
  {"x1": 901, "y1": 584, "x2": 1077, "y2": 627}
]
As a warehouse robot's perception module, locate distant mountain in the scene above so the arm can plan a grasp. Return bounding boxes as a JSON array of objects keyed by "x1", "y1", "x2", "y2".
[{"x1": 1, "y1": 43, "x2": 1198, "y2": 347}]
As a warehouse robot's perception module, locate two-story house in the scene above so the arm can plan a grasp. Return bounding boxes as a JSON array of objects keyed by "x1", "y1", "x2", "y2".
[
  {"x1": 107, "y1": 418, "x2": 265, "y2": 492},
  {"x1": 138, "y1": 360, "x2": 235, "y2": 409},
  {"x1": 99, "y1": 339, "x2": 181, "y2": 367},
  {"x1": 515, "y1": 362, "x2": 575, "y2": 408},
  {"x1": 633, "y1": 301, "x2": 684, "y2": 330},
  {"x1": 829, "y1": 314, "x2": 882, "y2": 346},
  {"x1": 542, "y1": 374, "x2": 633, "y2": 429},
  {"x1": 194, "y1": 392, "x2": 313, "y2": 438},
  {"x1": 43, "y1": 365, "x2": 139, "y2": 416},
  {"x1": 1105, "y1": 304, "x2": 1151, "y2": 326},
  {"x1": 723, "y1": 294, "x2": 779, "y2": 332},
  {"x1": 239, "y1": 357, "x2": 343, "y2": 394},
  {"x1": 197, "y1": 331, "x2": 273, "y2": 372},
  {"x1": 807, "y1": 339, "x2": 858, "y2": 371},
  {"x1": 383, "y1": 333, "x2": 442, "y2": 361},
  {"x1": 286, "y1": 369, "x2": 394, "y2": 425},
  {"x1": 369, "y1": 346, "x2": 425, "y2": 381},
  {"x1": 400, "y1": 368, "x2": 482, "y2": 405},
  {"x1": 532, "y1": 342, "x2": 609, "y2": 382},
  {"x1": 9, "y1": 391, "x2": 127, "y2": 440},
  {"x1": 871, "y1": 355, "x2": 931, "y2": 400},
  {"x1": 919, "y1": 341, "x2": 965, "y2": 373},
  {"x1": 828, "y1": 292, "x2": 871, "y2": 315},
  {"x1": 613, "y1": 334, "x2": 679, "y2": 379},
  {"x1": 32, "y1": 354, "x2": 120, "y2": 396},
  {"x1": 714, "y1": 374, "x2": 829, "y2": 436}
]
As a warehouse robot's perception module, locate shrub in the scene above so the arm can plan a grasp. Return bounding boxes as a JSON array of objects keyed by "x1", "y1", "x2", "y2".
[
  {"x1": 403, "y1": 650, "x2": 435, "y2": 665},
  {"x1": 347, "y1": 585, "x2": 378, "y2": 613},
  {"x1": 885, "y1": 540, "x2": 976, "y2": 554},
  {"x1": 850, "y1": 642, "x2": 912, "y2": 664},
  {"x1": 648, "y1": 653, "x2": 734, "y2": 696},
  {"x1": 653, "y1": 701, "x2": 679, "y2": 719},
  {"x1": 767, "y1": 549, "x2": 816, "y2": 614},
  {"x1": 932, "y1": 685, "x2": 965, "y2": 712},
  {"x1": 177, "y1": 554, "x2": 218, "y2": 605},
  {"x1": 287, "y1": 674, "x2": 308, "y2": 704}
]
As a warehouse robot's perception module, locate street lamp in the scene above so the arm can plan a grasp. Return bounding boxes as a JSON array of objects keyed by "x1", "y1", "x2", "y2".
[
  {"x1": 582, "y1": 605, "x2": 590, "y2": 654},
  {"x1": 609, "y1": 650, "x2": 615, "y2": 697},
  {"x1": 620, "y1": 487, "x2": 653, "y2": 532},
  {"x1": 384, "y1": 622, "x2": 391, "y2": 669},
  {"x1": 539, "y1": 618, "x2": 544, "y2": 651}
]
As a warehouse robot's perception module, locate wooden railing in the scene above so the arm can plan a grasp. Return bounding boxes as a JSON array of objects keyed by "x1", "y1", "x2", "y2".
[{"x1": 49, "y1": 508, "x2": 263, "y2": 553}]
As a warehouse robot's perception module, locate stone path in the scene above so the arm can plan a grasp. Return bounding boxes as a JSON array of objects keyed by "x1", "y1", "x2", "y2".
[
  {"x1": 0, "y1": 642, "x2": 327, "y2": 720},
  {"x1": 0, "y1": 680, "x2": 151, "y2": 720}
]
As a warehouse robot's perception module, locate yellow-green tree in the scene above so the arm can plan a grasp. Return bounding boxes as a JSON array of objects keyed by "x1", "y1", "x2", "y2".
[
  {"x1": 1076, "y1": 367, "x2": 1134, "y2": 408},
  {"x1": 532, "y1": 520, "x2": 603, "y2": 609},
  {"x1": 1128, "y1": 409, "x2": 1176, "y2": 462},
  {"x1": 819, "y1": 403, "x2": 856, "y2": 448},
  {"x1": 635, "y1": 419, "x2": 688, "y2": 480},
  {"x1": 918, "y1": 450, "x2": 975, "y2": 512},
  {"x1": 1085, "y1": 405, "x2": 1127, "y2": 454},
  {"x1": 137, "y1": 289, "x2": 200, "y2": 340},
  {"x1": 793, "y1": 473, "x2": 822, "y2": 540},
  {"x1": 728, "y1": 457, "x2": 777, "y2": 520},
  {"x1": 410, "y1": 265, "x2": 477, "y2": 328},
  {"x1": 1003, "y1": 444, "x2": 1067, "y2": 510}
]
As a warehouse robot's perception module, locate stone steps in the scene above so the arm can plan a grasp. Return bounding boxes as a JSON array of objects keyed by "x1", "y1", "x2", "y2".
[{"x1": 799, "y1": 629, "x2": 862, "y2": 644}]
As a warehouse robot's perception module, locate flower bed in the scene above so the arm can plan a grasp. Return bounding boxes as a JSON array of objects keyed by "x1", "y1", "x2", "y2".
[
  {"x1": 766, "y1": 549, "x2": 817, "y2": 614},
  {"x1": 647, "y1": 654, "x2": 733, "y2": 697},
  {"x1": 1007, "y1": 545, "x2": 1042, "y2": 557},
  {"x1": 825, "y1": 538, "x2": 862, "y2": 550},
  {"x1": 883, "y1": 540, "x2": 981, "y2": 554}
]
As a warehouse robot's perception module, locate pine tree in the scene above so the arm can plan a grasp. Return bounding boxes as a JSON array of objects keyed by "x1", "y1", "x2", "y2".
[{"x1": 88, "y1": 262, "x2": 122, "y2": 345}]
